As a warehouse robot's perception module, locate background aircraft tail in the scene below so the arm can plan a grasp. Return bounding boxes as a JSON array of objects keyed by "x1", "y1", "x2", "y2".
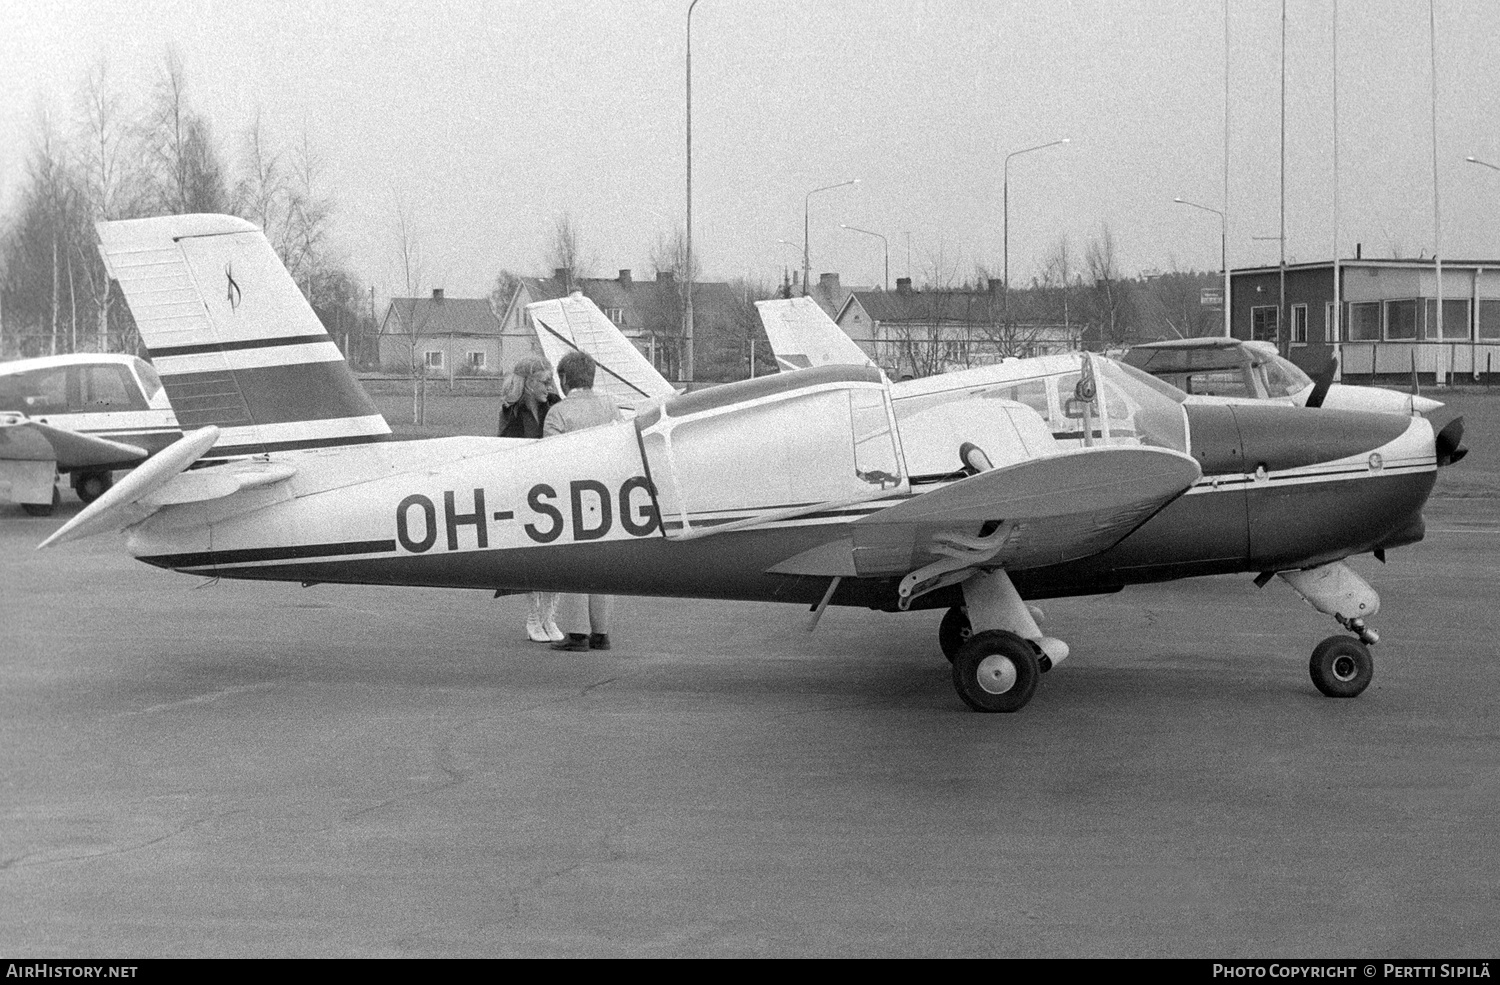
[
  {"x1": 754, "y1": 297, "x2": 882, "y2": 375},
  {"x1": 526, "y1": 293, "x2": 678, "y2": 411},
  {"x1": 96, "y1": 214, "x2": 390, "y2": 459}
]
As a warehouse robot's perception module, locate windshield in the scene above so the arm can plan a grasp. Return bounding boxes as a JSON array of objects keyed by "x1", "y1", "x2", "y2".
[
  {"x1": 1258, "y1": 352, "x2": 1313, "y2": 398},
  {"x1": 134, "y1": 358, "x2": 164, "y2": 401},
  {"x1": 1088, "y1": 355, "x2": 1189, "y2": 453}
]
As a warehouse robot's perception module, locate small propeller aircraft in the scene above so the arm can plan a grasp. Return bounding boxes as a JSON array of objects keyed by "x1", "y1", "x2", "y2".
[
  {"x1": 38, "y1": 215, "x2": 1467, "y2": 714},
  {"x1": 1116, "y1": 336, "x2": 1444, "y2": 416},
  {"x1": 1, "y1": 353, "x2": 182, "y2": 514}
]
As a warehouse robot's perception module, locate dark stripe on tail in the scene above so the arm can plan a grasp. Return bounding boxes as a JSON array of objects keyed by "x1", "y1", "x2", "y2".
[
  {"x1": 149, "y1": 333, "x2": 335, "y2": 359},
  {"x1": 161, "y1": 360, "x2": 383, "y2": 429}
]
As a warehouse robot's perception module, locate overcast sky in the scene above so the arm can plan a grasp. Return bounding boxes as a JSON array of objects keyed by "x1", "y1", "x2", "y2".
[{"x1": 4, "y1": 0, "x2": 1500, "y2": 304}]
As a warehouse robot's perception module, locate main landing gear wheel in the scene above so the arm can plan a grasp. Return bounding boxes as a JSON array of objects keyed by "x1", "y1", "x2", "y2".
[
  {"x1": 938, "y1": 606, "x2": 972, "y2": 662},
  {"x1": 951, "y1": 630, "x2": 1040, "y2": 713},
  {"x1": 1309, "y1": 635, "x2": 1374, "y2": 698},
  {"x1": 73, "y1": 470, "x2": 112, "y2": 504}
]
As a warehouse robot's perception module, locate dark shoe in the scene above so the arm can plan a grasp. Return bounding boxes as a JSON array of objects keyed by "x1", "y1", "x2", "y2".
[
  {"x1": 589, "y1": 634, "x2": 611, "y2": 651},
  {"x1": 551, "y1": 634, "x2": 590, "y2": 652}
]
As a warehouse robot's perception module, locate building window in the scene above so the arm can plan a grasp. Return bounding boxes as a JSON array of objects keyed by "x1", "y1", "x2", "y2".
[
  {"x1": 1424, "y1": 298, "x2": 1471, "y2": 340},
  {"x1": 1385, "y1": 299, "x2": 1418, "y2": 340},
  {"x1": 424, "y1": 350, "x2": 444, "y2": 369},
  {"x1": 1347, "y1": 302, "x2": 1381, "y2": 341},
  {"x1": 1479, "y1": 300, "x2": 1500, "y2": 340},
  {"x1": 466, "y1": 351, "x2": 486, "y2": 369},
  {"x1": 1326, "y1": 302, "x2": 1338, "y2": 342},
  {"x1": 1250, "y1": 306, "x2": 1279, "y2": 342},
  {"x1": 604, "y1": 307, "x2": 625, "y2": 326},
  {"x1": 1290, "y1": 304, "x2": 1308, "y2": 345}
]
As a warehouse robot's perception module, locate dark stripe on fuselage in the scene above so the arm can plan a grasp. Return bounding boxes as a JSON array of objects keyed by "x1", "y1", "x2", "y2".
[
  {"x1": 149, "y1": 333, "x2": 334, "y2": 359},
  {"x1": 138, "y1": 538, "x2": 398, "y2": 570},
  {"x1": 161, "y1": 360, "x2": 385, "y2": 430}
]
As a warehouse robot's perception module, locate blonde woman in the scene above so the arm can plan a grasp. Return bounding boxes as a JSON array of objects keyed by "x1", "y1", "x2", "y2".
[
  {"x1": 497, "y1": 354, "x2": 561, "y2": 439},
  {"x1": 497, "y1": 355, "x2": 564, "y2": 641}
]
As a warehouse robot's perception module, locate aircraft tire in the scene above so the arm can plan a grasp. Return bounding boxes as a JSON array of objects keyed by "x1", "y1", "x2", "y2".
[
  {"x1": 1308, "y1": 635, "x2": 1373, "y2": 698},
  {"x1": 951, "y1": 630, "x2": 1039, "y2": 713},
  {"x1": 22, "y1": 487, "x2": 61, "y2": 518},
  {"x1": 73, "y1": 470, "x2": 112, "y2": 504},
  {"x1": 938, "y1": 606, "x2": 971, "y2": 663}
]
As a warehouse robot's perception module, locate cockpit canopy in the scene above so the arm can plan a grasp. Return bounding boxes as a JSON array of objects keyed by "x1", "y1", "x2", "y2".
[{"x1": 1119, "y1": 337, "x2": 1312, "y2": 400}]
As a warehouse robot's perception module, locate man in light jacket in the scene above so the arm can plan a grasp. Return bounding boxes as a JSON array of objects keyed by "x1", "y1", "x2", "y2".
[{"x1": 545, "y1": 350, "x2": 624, "y2": 652}]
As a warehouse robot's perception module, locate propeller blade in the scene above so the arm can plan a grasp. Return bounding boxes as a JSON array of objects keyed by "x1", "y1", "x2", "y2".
[
  {"x1": 1435, "y1": 416, "x2": 1468, "y2": 468},
  {"x1": 1305, "y1": 355, "x2": 1338, "y2": 409}
]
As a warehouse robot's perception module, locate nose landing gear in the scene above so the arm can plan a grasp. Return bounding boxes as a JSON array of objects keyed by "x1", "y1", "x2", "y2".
[
  {"x1": 1308, "y1": 635, "x2": 1374, "y2": 698},
  {"x1": 1277, "y1": 561, "x2": 1382, "y2": 699}
]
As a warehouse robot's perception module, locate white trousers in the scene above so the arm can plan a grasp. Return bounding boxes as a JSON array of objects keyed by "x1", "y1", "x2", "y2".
[{"x1": 555, "y1": 593, "x2": 612, "y2": 636}]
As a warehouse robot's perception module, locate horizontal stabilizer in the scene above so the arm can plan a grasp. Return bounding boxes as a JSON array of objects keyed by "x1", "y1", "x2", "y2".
[
  {"x1": 141, "y1": 462, "x2": 297, "y2": 506},
  {"x1": 0, "y1": 414, "x2": 147, "y2": 468},
  {"x1": 527, "y1": 294, "x2": 677, "y2": 410},
  {"x1": 38, "y1": 426, "x2": 221, "y2": 549}
]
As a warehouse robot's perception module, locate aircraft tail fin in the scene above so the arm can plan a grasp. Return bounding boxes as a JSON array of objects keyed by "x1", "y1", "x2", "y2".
[
  {"x1": 754, "y1": 297, "x2": 883, "y2": 376},
  {"x1": 96, "y1": 214, "x2": 390, "y2": 460},
  {"x1": 526, "y1": 293, "x2": 678, "y2": 410}
]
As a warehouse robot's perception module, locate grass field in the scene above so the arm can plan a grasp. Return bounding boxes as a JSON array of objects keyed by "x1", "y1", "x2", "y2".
[{"x1": 365, "y1": 378, "x2": 1496, "y2": 498}]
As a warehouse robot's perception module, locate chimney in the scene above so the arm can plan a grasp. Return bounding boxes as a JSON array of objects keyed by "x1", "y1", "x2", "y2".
[
  {"x1": 1355, "y1": 243, "x2": 1362, "y2": 260},
  {"x1": 896, "y1": 277, "x2": 913, "y2": 296},
  {"x1": 618, "y1": 269, "x2": 632, "y2": 286},
  {"x1": 431, "y1": 288, "x2": 444, "y2": 301},
  {"x1": 818, "y1": 272, "x2": 841, "y2": 295},
  {"x1": 987, "y1": 278, "x2": 1002, "y2": 294},
  {"x1": 657, "y1": 271, "x2": 675, "y2": 284},
  {"x1": 553, "y1": 268, "x2": 568, "y2": 284},
  {"x1": 792, "y1": 271, "x2": 800, "y2": 286}
]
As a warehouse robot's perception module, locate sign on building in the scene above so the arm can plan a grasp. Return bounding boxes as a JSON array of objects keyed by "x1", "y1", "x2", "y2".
[{"x1": 1200, "y1": 287, "x2": 1225, "y2": 309}]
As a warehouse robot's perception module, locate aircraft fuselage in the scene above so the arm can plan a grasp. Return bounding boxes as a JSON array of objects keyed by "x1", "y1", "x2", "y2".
[{"x1": 125, "y1": 402, "x2": 1437, "y2": 614}]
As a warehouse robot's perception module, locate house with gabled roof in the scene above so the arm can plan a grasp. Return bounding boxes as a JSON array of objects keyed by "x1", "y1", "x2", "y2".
[
  {"x1": 377, "y1": 289, "x2": 508, "y2": 377},
  {"x1": 835, "y1": 278, "x2": 1082, "y2": 379}
]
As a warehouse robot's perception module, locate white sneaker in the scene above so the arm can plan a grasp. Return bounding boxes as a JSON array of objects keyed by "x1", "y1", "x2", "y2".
[
  {"x1": 542, "y1": 619, "x2": 565, "y2": 642},
  {"x1": 526, "y1": 615, "x2": 551, "y2": 642}
]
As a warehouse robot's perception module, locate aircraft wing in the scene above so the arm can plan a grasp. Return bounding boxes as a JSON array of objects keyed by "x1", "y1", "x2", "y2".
[
  {"x1": 755, "y1": 297, "x2": 882, "y2": 375},
  {"x1": 526, "y1": 294, "x2": 678, "y2": 411},
  {"x1": 0, "y1": 415, "x2": 147, "y2": 469},
  {"x1": 767, "y1": 446, "x2": 1202, "y2": 583}
]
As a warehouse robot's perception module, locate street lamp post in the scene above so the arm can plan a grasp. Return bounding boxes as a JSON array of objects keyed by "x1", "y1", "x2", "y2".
[
  {"x1": 840, "y1": 224, "x2": 888, "y2": 291},
  {"x1": 685, "y1": 0, "x2": 706, "y2": 387},
  {"x1": 1174, "y1": 197, "x2": 1230, "y2": 337},
  {"x1": 1003, "y1": 138, "x2": 1069, "y2": 328},
  {"x1": 803, "y1": 179, "x2": 859, "y2": 297}
]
